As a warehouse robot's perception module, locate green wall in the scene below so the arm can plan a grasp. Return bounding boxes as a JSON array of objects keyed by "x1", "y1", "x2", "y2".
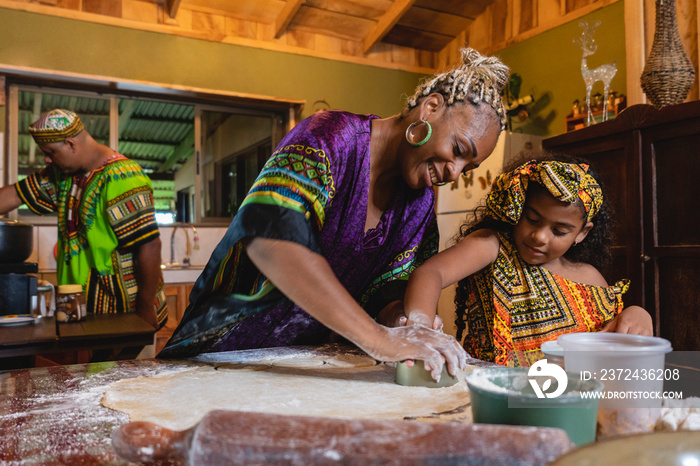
[
  {"x1": 497, "y1": 2, "x2": 626, "y2": 137},
  {"x1": 0, "y1": 7, "x2": 425, "y2": 119}
]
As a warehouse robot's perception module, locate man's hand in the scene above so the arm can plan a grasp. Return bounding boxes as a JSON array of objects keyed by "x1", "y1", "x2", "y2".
[{"x1": 134, "y1": 237, "x2": 163, "y2": 329}]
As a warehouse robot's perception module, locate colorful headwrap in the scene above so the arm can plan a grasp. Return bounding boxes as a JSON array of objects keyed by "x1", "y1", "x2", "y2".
[
  {"x1": 29, "y1": 109, "x2": 84, "y2": 145},
  {"x1": 487, "y1": 160, "x2": 603, "y2": 224}
]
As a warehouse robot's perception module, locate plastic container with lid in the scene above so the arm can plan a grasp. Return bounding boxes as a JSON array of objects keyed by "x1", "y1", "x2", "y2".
[
  {"x1": 540, "y1": 340, "x2": 565, "y2": 369},
  {"x1": 55, "y1": 284, "x2": 86, "y2": 322},
  {"x1": 558, "y1": 332, "x2": 673, "y2": 438}
]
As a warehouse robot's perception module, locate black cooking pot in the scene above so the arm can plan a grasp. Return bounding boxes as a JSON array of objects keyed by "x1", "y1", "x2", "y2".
[{"x1": 0, "y1": 219, "x2": 34, "y2": 263}]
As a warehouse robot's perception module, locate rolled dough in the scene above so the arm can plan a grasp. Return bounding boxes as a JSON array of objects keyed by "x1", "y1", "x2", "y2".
[{"x1": 102, "y1": 362, "x2": 476, "y2": 431}]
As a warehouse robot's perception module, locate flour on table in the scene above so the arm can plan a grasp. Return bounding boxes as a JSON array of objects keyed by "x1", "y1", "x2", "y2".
[
  {"x1": 213, "y1": 352, "x2": 377, "y2": 369},
  {"x1": 656, "y1": 397, "x2": 700, "y2": 431},
  {"x1": 101, "y1": 364, "x2": 475, "y2": 431}
]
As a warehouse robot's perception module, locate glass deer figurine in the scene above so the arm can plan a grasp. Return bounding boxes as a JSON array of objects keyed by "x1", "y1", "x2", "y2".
[{"x1": 574, "y1": 20, "x2": 617, "y2": 126}]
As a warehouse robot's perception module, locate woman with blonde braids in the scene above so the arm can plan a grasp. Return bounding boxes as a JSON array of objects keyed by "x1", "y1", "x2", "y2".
[
  {"x1": 402, "y1": 151, "x2": 653, "y2": 367},
  {"x1": 160, "y1": 48, "x2": 509, "y2": 381}
]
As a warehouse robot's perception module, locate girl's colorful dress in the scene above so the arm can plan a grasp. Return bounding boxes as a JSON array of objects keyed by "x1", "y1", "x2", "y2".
[
  {"x1": 160, "y1": 111, "x2": 438, "y2": 358},
  {"x1": 456, "y1": 231, "x2": 628, "y2": 366}
]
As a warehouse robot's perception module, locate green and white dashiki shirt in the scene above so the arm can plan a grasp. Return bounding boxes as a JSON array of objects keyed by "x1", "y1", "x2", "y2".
[{"x1": 16, "y1": 154, "x2": 167, "y2": 327}]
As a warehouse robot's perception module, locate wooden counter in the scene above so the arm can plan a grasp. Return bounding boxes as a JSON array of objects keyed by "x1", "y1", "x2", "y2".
[
  {"x1": 0, "y1": 346, "x2": 504, "y2": 465},
  {"x1": 0, "y1": 313, "x2": 155, "y2": 366}
]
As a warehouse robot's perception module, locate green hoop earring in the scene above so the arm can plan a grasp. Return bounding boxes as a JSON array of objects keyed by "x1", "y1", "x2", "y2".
[{"x1": 406, "y1": 119, "x2": 432, "y2": 147}]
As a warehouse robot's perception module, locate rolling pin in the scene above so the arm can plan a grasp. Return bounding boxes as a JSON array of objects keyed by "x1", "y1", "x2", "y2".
[{"x1": 112, "y1": 410, "x2": 573, "y2": 465}]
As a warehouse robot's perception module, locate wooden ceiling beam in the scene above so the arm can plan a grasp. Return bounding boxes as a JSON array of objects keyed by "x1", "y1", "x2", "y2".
[
  {"x1": 166, "y1": 0, "x2": 182, "y2": 19},
  {"x1": 275, "y1": 0, "x2": 305, "y2": 38},
  {"x1": 363, "y1": 0, "x2": 417, "y2": 54}
]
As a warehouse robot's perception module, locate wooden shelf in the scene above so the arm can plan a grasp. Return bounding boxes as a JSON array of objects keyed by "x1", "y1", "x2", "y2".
[{"x1": 565, "y1": 100, "x2": 627, "y2": 132}]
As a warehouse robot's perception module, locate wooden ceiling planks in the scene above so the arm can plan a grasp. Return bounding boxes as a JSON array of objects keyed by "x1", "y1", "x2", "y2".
[
  {"x1": 275, "y1": 0, "x2": 305, "y2": 38},
  {"x1": 183, "y1": 0, "x2": 284, "y2": 23},
  {"x1": 175, "y1": 0, "x2": 497, "y2": 55},
  {"x1": 305, "y1": 0, "x2": 391, "y2": 20},
  {"x1": 294, "y1": 3, "x2": 377, "y2": 41},
  {"x1": 382, "y1": 26, "x2": 454, "y2": 52},
  {"x1": 415, "y1": 0, "x2": 495, "y2": 20},
  {"x1": 362, "y1": 0, "x2": 416, "y2": 53},
  {"x1": 398, "y1": 7, "x2": 474, "y2": 36},
  {"x1": 166, "y1": 0, "x2": 182, "y2": 19}
]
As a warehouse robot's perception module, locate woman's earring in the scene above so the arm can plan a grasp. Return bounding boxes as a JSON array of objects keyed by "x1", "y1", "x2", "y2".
[{"x1": 405, "y1": 119, "x2": 432, "y2": 147}]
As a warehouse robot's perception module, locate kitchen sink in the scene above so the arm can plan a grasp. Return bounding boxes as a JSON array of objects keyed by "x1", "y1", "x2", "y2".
[{"x1": 161, "y1": 264, "x2": 204, "y2": 284}]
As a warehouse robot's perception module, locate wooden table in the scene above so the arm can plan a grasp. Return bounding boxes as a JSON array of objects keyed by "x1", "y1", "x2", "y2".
[
  {"x1": 0, "y1": 345, "x2": 502, "y2": 465},
  {"x1": 0, "y1": 313, "x2": 155, "y2": 365}
]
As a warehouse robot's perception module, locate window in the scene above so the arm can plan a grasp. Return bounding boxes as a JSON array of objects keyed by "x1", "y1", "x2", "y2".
[{"x1": 5, "y1": 81, "x2": 295, "y2": 225}]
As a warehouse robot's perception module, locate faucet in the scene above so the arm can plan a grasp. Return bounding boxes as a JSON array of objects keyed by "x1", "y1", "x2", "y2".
[{"x1": 169, "y1": 223, "x2": 199, "y2": 266}]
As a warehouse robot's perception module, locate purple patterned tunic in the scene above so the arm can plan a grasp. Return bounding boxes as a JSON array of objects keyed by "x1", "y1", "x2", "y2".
[{"x1": 160, "y1": 111, "x2": 438, "y2": 358}]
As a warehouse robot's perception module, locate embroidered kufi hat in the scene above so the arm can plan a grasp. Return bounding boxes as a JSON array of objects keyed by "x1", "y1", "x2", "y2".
[{"x1": 29, "y1": 109, "x2": 84, "y2": 145}]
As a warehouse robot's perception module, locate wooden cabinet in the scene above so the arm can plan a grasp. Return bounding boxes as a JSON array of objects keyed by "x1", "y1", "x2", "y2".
[
  {"x1": 156, "y1": 283, "x2": 194, "y2": 354},
  {"x1": 544, "y1": 102, "x2": 700, "y2": 351},
  {"x1": 565, "y1": 99, "x2": 626, "y2": 133}
]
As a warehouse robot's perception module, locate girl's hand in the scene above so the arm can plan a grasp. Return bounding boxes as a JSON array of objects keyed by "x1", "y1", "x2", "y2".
[
  {"x1": 601, "y1": 305, "x2": 653, "y2": 336},
  {"x1": 399, "y1": 313, "x2": 443, "y2": 331},
  {"x1": 363, "y1": 325, "x2": 467, "y2": 382}
]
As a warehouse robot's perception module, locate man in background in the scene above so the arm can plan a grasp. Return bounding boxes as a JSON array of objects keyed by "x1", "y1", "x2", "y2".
[{"x1": 0, "y1": 109, "x2": 167, "y2": 341}]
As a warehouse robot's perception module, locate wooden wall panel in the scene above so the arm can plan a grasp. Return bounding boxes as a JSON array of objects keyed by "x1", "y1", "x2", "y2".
[
  {"x1": 491, "y1": 0, "x2": 510, "y2": 44},
  {"x1": 225, "y1": 17, "x2": 259, "y2": 40},
  {"x1": 82, "y1": 0, "x2": 122, "y2": 18},
  {"x1": 56, "y1": 0, "x2": 80, "y2": 10},
  {"x1": 192, "y1": 10, "x2": 226, "y2": 41},
  {"x1": 519, "y1": 0, "x2": 537, "y2": 34},
  {"x1": 677, "y1": 0, "x2": 699, "y2": 101},
  {"x1": 417, "y1": 49, "x2": 437, "y2": 69},
  {"x1": 285, "y1": 29, "x2": 316, "y2": 49},
  {"x1": 538, "y1": 0, "x2": 563, "y2": 26},
  {"x1": 390, "y1": 45, "x2": 419, "y2": 67},
  {"x1": 566, "y1": 0, "x2": 595, "y2": 14},
  {"x1": 468, "y1": 9, "x2": 493, "y2": 53},
  {"x1": 123, "y1": 0, "x2": 159, "y2": 24}
]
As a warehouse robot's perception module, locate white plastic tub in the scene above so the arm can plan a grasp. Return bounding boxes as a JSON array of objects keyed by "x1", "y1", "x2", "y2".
[{"x1": 558, "y1": 332, "x2": 672, "y2": 438}]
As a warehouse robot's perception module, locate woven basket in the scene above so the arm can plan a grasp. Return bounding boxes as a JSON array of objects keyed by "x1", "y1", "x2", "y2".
[{"x1": 641, "y1": 0, "x2": 696, "y2": 108}]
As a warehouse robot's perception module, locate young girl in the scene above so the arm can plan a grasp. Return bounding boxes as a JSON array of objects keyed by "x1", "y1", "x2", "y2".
[{"x1": 402, "y1": 152, "x2": 653, "y2": 366}]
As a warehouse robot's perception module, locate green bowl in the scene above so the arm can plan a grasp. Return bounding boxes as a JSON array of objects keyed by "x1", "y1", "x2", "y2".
[
  {"x1": 465, "y1": 367, "x2": 603, "y2": 446},
  {"x1": 395, "y1": 360, "x2": 459, "y2": 388}
]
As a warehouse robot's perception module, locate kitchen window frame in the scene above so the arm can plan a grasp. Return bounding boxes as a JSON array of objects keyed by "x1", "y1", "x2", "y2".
[{"x1": 2, "y1": 71, "x2": 303, "y2": 226}]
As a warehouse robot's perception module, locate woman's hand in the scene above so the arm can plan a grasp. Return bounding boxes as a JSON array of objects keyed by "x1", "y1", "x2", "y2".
[
  {"x1": 601, "y1": 305, "x2": 653, "y2": 336},
  {"x1": 401, "y1": 312, "x2": 443, "y2": 331},
  {"x1": 362, "y1": 324, "x2": 467, "y2": 382}
]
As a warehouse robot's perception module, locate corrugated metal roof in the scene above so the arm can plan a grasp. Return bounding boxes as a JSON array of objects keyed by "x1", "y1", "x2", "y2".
[
  {"x1": 17, "y1": 91, "x2": 195, "y2": 175},
  {"x1": 16, "y1": 91, "x2": 196, "y2": 213}
]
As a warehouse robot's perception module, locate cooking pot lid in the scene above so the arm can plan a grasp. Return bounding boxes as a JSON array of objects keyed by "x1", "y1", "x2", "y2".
[
  {"x1": 0, "y1": 262, "x2": 38, "y2": 274},
  {"x1": 0, "y1": 219, "x2": 33, "y2": 227}
]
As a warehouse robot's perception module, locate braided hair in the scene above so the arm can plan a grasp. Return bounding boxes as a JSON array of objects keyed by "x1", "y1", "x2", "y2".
[{"x1": 403, "y1": 48, "x2": 510, "y2": 129}]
